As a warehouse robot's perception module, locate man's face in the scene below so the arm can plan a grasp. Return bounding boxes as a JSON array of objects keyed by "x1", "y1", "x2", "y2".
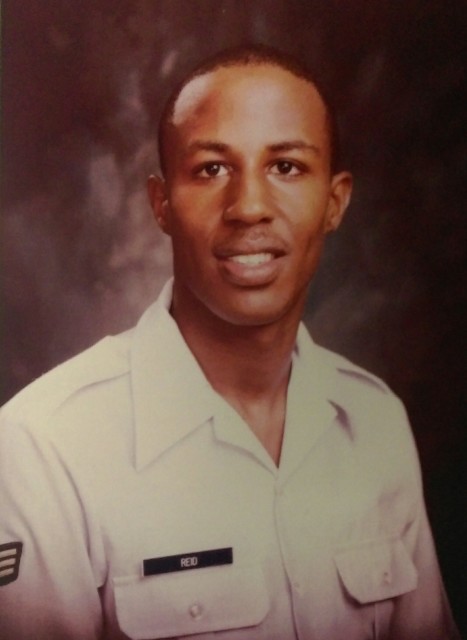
[{"x1": 151, "y1": 64, "x2": 351, "y2": 328}]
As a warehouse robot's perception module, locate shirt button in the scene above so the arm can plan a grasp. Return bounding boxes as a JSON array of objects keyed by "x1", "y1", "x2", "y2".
[{"x1": 189, "y1": 603, "x2": 203, "y2": 620}]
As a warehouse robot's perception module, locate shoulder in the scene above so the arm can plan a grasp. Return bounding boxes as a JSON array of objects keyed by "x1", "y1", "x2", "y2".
[
  {"x1": 311, "y1": 341, "x2": 399, "y2": 404},
  {"x1": 319, "y1": 345, "x2": 397, "y2": 402},
  {"x1": 303, "y1": 336, "x2": 412, "y2": 439},
  {"x1": 298, "y1": 324, "x2": 390, "y2": 393},
  {"x1": 308, "y1": 341, "x2": 421, "y2": 488},
  {"x1": 1, "y1": 330, "x2": 132, "y2": 432}
]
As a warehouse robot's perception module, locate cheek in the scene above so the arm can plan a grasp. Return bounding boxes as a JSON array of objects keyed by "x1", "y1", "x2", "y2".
[
  {"x1": 170, "y1": 190, "x2": 222, "y2": 236},
  {"x1": 289, "y1": 213, "x2": 328, "y2": 273},
  {"x1": 288, "y1": 206, "x2": 328, "y2": 250},
  {"x1": 303, "y1": 223, "x2": 327, "y2": 262},
  {"x1": 277, "y1": 182, "x2": 330, "y2": 222},
  {"x1": 169, "y1": 208, "x2": 215, "y2": 266},
  {"x1": 172, "y1": 181, "x2": 225, "y2": 211}
]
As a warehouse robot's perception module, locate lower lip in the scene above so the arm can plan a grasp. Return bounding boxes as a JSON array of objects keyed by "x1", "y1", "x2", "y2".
[{"x1": 217, "y1": 255, "x2": 284, "y2": 286}]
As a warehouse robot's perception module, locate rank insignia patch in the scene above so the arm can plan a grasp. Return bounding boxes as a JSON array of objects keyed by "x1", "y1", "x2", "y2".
[{"x1": 0, "y1": 542, "x2": 23, "y2": 586}]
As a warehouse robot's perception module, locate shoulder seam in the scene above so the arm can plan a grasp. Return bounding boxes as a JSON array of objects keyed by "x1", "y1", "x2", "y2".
[
  {"x1": 1, "y1": 334, "x2": 131, "y2": 424},
  {"x1": 336, "y1": 365, "x2": 391, "y2": 394}
]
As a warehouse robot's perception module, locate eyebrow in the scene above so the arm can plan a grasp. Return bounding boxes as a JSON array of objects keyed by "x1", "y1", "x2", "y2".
[
  {"x1": 185, "y1": 139, "x2": 321, "y2": 156},
  {"x1": 185, "y1": 141, "x2": 229, "y2": 155},
  {"x1": 269, "y1": 140, "x2": 321, "y2": 155}
]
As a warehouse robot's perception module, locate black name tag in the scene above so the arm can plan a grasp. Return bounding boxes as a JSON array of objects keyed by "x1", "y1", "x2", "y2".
[{"x1": 143, "y1": 547, "x2": 233, "y2": 576}]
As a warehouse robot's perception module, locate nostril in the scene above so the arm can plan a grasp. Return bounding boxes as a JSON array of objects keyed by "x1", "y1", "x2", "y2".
[
  {"x1": 222, "y1": 209, "x2": 272, "y2": 227},
  {"x1": 223, "y1": 198, "x2": 272, "y2": 223}
]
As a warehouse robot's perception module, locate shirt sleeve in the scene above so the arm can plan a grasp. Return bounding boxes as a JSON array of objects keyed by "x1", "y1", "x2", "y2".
[
  {"x1": 385, "y1": 402, "x2": 461, "y2": 640},
  {"x1": 333, "y1": 370, "x2": 461, "y2": 639},
  {"x1": 0, "y1": 414, "x2": 104, "y2": 640},
  {"x1": 388, "y1": 498, "x2": 461, "y2": 640}
]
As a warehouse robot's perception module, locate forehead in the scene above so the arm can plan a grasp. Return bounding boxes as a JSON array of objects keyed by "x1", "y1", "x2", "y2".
[{"x1": 170, "y1": 64, "x2": 329, "y2": 147}]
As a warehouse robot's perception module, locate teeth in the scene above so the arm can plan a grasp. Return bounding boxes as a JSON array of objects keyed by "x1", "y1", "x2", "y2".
[{"x1": 229, "y1": 253, "x2": 274, "y2": 266}]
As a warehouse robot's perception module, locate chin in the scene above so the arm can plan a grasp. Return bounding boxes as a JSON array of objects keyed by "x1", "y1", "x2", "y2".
[{"x1": 208, "y1": 289, "x2": 301, "y2": 328}]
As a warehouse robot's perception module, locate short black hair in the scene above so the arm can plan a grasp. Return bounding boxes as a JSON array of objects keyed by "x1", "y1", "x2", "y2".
[{"x1": 157, "y1": 44, "x2": 340, "y2": 176}]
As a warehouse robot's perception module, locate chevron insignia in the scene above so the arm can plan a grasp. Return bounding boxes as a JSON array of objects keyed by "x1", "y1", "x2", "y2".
[{"x1": 0, "y1": 542, "x2": 23, "y2": 586}]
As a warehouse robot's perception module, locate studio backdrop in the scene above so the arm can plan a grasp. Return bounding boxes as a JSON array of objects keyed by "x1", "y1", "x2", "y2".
[{"x1": 2, "y1": 1, "x2": 466, "y2": 634}]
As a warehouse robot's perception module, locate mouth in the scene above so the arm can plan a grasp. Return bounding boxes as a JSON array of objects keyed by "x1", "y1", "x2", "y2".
[
  {"x1": 215, "y1": 248, "x2": 285, "y2": 287},
  {"x1": 227, "y1": 252, "x2": 275, "y2": 266}
]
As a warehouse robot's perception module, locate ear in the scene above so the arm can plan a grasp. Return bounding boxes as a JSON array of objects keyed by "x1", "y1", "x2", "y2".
[
  {"x1": 147, "y1": 174, "x2": 172, "y2": 236},
  {"x1": 324, "y1": 171, "x2": 353, "y2": 233}
]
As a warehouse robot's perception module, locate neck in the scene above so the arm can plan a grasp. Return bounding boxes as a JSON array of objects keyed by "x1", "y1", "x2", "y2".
[
  {"x1": 171, "y1": 284, "x2": 305, "y2": 465},
  {"x1": 172, "y1": 294, "x2": 301, "y2": 399}
]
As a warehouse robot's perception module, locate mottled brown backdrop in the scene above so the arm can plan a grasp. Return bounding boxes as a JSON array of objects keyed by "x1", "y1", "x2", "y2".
[{"x1": 2, "y1": 0, "x2": 466, "y2": 633}]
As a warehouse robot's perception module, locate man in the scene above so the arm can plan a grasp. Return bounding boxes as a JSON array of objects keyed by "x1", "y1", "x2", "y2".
[{"x1": 0, "y1": 45, "x2": 459, "y2": 639}]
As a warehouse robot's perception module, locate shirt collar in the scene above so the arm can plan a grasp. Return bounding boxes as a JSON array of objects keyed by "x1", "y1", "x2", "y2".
[
  {"x1": 275, "y1": 324, "x2": 342, "y2": 481},
  {"x1": 131, "y1": 279, "x2": 216, "y2": 470},
  {"x1": 130, "y1": 280, "x2": 348, "y2": 472}
]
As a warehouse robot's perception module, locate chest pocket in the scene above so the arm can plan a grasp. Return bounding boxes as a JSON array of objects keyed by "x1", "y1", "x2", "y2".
[
  {"x1": 113, "y1": 565, "x2": 269, "y2": 639},
  {"x1": 334, "y1": 537, "x2": 418, "y2": 604}
]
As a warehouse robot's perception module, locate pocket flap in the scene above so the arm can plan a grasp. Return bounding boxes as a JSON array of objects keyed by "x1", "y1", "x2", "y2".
[
  {"x1": 334, "y1": 537, "x2": 418, "y2": 604},
  {"x1": 113, "y1": 565, "x2": 269, "y2": 639}
]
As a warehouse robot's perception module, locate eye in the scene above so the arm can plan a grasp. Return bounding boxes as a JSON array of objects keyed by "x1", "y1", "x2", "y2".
[
  {"x1": 270, "y1": 160, "x2": 302, "y2": 176},
  {"x1": 195, "y1": 163, "x2": 229, "y2": 178}
]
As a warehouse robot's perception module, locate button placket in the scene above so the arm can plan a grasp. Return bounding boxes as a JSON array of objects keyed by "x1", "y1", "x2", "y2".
[{"x1": 273, "y1": 480, "x2": 307, "y2": 638}]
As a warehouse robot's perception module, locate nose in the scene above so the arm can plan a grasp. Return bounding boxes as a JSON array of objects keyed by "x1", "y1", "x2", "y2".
[{"x1": 223, "y1": 170, "x2": 273, "y2": 224}]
